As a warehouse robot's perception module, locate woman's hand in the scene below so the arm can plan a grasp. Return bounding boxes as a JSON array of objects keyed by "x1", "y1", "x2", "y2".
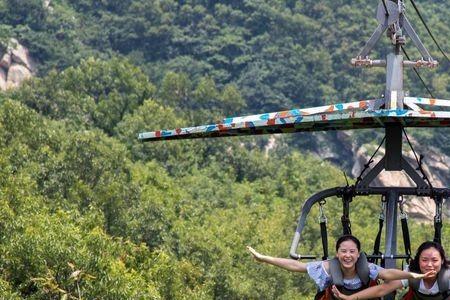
[
  {"x1": 247, "y1": 246, "x2": 264, "y2": 262},
  {"x1": 410, "y1": 270, "x2": 437, "y2": 279},
  {"x1": 331, "y1": 285, "x2": 352, "y2": 300}
]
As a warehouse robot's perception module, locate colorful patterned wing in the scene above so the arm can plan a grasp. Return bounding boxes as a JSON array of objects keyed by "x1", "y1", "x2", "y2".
[{"x1": 138, "y1": 97, "x2": 450, "y2": 142}]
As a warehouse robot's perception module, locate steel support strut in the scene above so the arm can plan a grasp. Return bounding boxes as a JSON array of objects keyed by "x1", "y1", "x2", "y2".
[{"x1": 384, "y1": 190, "x2": 398, "y2": 271}]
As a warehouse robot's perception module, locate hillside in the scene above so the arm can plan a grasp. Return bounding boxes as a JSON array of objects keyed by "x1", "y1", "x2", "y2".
[
  {"x1": 0, "y1": 0, "x2": 449, "y2": 298},
  {"x1": 2, "y1": 0, "x2": 450, "y2": 166}
]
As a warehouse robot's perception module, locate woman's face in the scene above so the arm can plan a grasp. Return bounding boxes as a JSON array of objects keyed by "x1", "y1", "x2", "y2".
[
  {"x1": 336, "y1": 240, "x2": 359, "y2": 270},
  {"x1": 419, "y1": 247, "x2": 442, "y2": 276}
]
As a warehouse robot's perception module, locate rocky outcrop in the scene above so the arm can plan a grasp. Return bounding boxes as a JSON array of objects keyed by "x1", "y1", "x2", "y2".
[
  {"x1": 0, "y1": 53, "x2": 11, "y2": 69},
  {"x1": 0, "y1": 38, "x2": 36, "y2": 91},
  {"x1": 5, "y1": 64, "x2": 32, "y2": 89},
  {"x1": 10, "y1": 39, "x2": 36, "y2": 72},
  {"x1": 351, "y1": 137, "x2": 450, "y2": 222},
  {"x1": 0, "y1": 68, "x2": 6, "y2": 90}
]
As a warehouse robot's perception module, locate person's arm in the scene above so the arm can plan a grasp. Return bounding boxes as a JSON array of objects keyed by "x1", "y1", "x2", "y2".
[
  {"x1": 331, "y1": 280, "x2": 403, "y2": 300},
  {"x1": 247, "y1": 246, "x2": 307, "y2": 272},
  {"x1": 377, "y1": 268, "x2": 436, "y2": 281}
]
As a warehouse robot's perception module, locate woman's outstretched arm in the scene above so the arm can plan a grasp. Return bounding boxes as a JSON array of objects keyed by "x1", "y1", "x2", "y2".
[
  {"x1": 247, "y1": 246, "x2": 308, "y2": 272},
  {"x1": 378, "y1": 268, "x2": 436, "y2": 281},
  {"x1": 331, "y1": 280, "x2": 403, "y2": 300}
]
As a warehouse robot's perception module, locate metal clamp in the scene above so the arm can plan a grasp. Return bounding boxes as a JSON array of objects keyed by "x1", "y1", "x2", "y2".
[
  {"x1": 403, "y1": 59, "x2": 439, "y2": 68},
  {"x1": 351, "y1": 57, "x2": 387, "y2": 67},
  {"x1": 319, "y1": 200, "x2": 327, "y2": 223},
  {"x1": 435, "y1": 198, "x2": 443, "y2": 223},
  {"x1": 399, "y1": 195, "x2": 408, "y2": 219},
  {"x1": 379, "y1": 196, "x2": 386, "y2": 221}
]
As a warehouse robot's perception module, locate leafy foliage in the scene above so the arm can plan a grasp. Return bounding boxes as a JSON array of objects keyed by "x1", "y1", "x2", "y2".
[{"x1": 0, "y1": 1, "x2": 449, "y2": 299}]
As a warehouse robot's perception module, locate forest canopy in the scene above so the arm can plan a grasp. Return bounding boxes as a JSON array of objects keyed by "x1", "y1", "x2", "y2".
[{"x1": 0, "y1": 0, "x2": 449, "y2": 298}]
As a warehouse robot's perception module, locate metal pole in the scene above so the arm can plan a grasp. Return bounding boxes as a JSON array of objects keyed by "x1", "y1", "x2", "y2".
[
  {"x1": 385, "y1": 123, "x2": 402, "y2": 171},
  {"x1": 384, "y1": 40, "x2": 401, "y2": 300},
  {"x1": 385, "y1": 53, "x2": 404, "y2": 109},
  {"x1": 385, "y1": 0, "x2": 404, "y2": 109},
  {"x1": 384, "y1": 190, "x2": 398, "y2": 300}
]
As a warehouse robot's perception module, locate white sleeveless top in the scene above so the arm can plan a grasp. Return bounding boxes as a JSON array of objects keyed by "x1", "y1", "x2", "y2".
[{"x1": 401, "y1": 278, "x2": 450, "y2": 295}]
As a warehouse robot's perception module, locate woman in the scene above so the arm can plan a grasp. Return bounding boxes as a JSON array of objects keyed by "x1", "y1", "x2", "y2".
[
  {"x1": 248, "y1": 235, "x2": 432, "y2": 299},
  {"x1": 331, "y1": 241, "x2": 448, "y2": 300}
]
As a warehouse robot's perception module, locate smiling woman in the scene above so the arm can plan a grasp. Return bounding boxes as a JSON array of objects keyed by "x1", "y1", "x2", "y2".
[
  {"x1": 247, "y1": 235, "x2": 434, "y2": 300},
  {"x1": 332, "y1": 241, "x2": 450, "y2": 300}
]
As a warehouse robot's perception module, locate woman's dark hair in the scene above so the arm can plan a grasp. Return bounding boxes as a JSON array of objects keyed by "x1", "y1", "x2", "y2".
[
  {"x1": 335, "y1": 235, "x2": 361, "y2": 252},
  {"x1": 409, "y1": 241, "x2": 450, "y2": 273}
]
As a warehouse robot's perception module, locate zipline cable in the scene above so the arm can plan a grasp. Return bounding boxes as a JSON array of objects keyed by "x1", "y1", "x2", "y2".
[
  {"x1": 355, "y1": 136, "x2": 385, "y2": 186},
  {"x1": 402, "y1": 127, "x2": 433, "y2": 190},
  {"x1": 408, "y1": 0, "x2": 450, "y2": 63}
]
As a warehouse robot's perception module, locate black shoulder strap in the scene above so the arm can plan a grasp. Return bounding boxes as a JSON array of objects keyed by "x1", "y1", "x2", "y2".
[
  {"x1": 356, "y1": 252, "x2": 370, "y2": 287},
  {"x1": 438, "y1": 268, "x2": 450, "y2": 294},
  {"x1": 409, "y1": 277, "x2": 421, "y2": 292},
  {"x1": 329, "y1": 258, "x2": 344, "y2": 286}
]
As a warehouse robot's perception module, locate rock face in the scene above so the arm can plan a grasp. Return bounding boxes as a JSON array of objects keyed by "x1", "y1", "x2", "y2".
[
  {"x1": 0, "y1": 68, "x2": 6, "y2": 90},
  {"x1": 0, "y1": 53, "x2": 11, "y2": 69},
  {"x1": 351, "y1": 137, "x2": 450, "y2": 222},
  {"x1": 279, "y1": 129, "x2": 449, "y2": 222},
  {"x1": 10, "y1": 39, "x2": 36, "y2": 72},
  {"x1": 0, "y1": 38, "x2": 36, "y2": 91},
  {"x1": 6, "y1": 64, "x2": 32, "y2": 89}
]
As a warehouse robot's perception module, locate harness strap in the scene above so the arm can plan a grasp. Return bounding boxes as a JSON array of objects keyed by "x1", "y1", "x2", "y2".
[
  {"x1": 329, "y1": 258, "x2": 344, "y2": 286},
  {"x1": 370, "y1": 218, "x2": 384, "y2": 263},
  {"x1": 437, "y1": 268, "x2": 450, "y2": 295},
  {"x1": 320, "y1": 221, "x2": 328, "y2": 261},
  {"x1": 409, "y1": 276, "x2": 421, "y2": 292},
  {"x1": 319, "y1": 201, "x2": 328, "y2": 260},
  {"x1": 433, "y1": 195, "x2": 443, "y2": 245},
  {"x1": 341, "y1": 193, "x2": 352, "y2": 235},
  {"x1": 400, "y1": 217, "x2": 411, "y2": 261},
  {"x1": 400, "y1": 198, "x2": 412, "y2": 263},
  {"x1": 356, "y1": 252, "x2": 370, "y2": 286},
  {"x1": 370, "y1": 198, "x2": 385, "y2": 264}
]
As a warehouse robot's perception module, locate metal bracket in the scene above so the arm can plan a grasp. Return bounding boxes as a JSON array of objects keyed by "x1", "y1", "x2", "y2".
[
  {"x1": 401, "y1": 157, "x2": 429, "y2": 190},
  {"x1": 290, "y1": 187, "x2": 342, "y2": 259},
  {"x1": 357, "y1": 23, "x2": 389, "y2": 58},
  {"x1": 356, "y1": 157, "x2": 386, "y2": 190},
  {"x1": 353, "y1": 0, "x2": 437, "y2": 68},
  {"x1": 402, "y1": 16, "x2": 434, "y2": 61}
]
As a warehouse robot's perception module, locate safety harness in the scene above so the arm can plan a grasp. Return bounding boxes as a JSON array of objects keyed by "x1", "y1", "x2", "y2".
[
  {"x1": 315, "y1": 253, "x2": 380, "y2": 300},
  {"x1": 403, "y1": 268, "x2": 450, "y2": 300}
]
